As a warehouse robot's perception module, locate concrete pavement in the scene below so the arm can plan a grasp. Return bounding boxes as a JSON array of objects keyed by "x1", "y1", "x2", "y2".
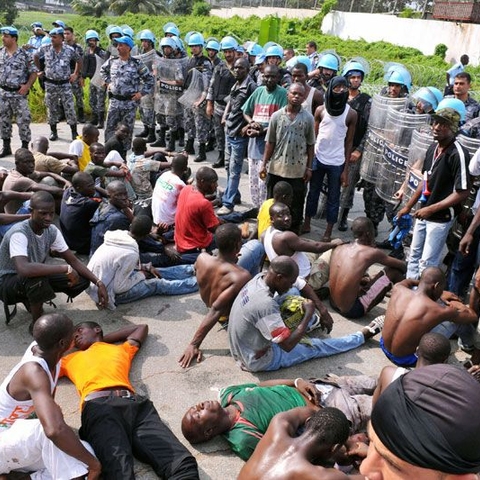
[{"x1": 0, "y1": 122, "x2": 468, "y2": 479}]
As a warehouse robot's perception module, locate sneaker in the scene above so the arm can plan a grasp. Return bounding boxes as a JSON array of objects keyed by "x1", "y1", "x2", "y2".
[
  {"x1": 306, "y1": 312, "x2": 322, "y2": 333},
  {"x1": 217, "y1": 206, "x2": 233, "y2": 215},
  {"x1": 365, "y1": 315, "x2": 385, "y2": 336}
]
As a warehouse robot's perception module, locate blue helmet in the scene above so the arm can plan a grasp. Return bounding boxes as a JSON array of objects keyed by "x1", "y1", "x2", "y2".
[
  {"x1": 50, "y1": 27, "x2": 64, "y2": 36},
  {"x1": 263, "y1": 41, "x2": 280, "y2": 51},
  {"x1": 122, "y1": 26, "x2": 134, "y2": 39},
  {"x1": 428, "y1": 87, "x2": 444, "y2": 106},
  {"x1": 116, "y1": 36, "x2": 134, "y2": 49},
  {"x1": 384, "y1": 64, "x2": 412, "y2": 92},
  {"x1": 236, "y1": 45, "x2": 245, "y2": 54},
  {"x1": 413, "y1": 87, "x2": 440, "y2": 111},
  {"x1": 170, "y1": 35, "x2": 184, "y2": 52},
  {"x1": 255, "y1": 53, "x2": 266, "y2": 65},
  {"x1": 31, "y1": 22, "x2": 43, "y2": 28},
  {"x1": 205, "y1": 38, "x2": 220, "y2": 51},
  {"x1": 160, "y1": 37, "x2": 177, "y2": 49},
  {"x1": 342, "y1": 60, "x2": 366, "y2": 79},
  {"x1": 187, "y1": 32, "x2": 204, "y2": 47},
  {"x1": 287, "y1": 55, "x2": 313, "y2": 73},
  {"x1": 107, "y1": 25, "x2": 123, "y2": 38},
  {"x1": 41, "y1": 36, "x2": 52, "y2": 46},
  {"x1": 139, "y1": 29, "x2": 156, "y2": 45},
  {"x1": 1, "y1": 26, "x2": 18, "y2": 36},
  {"x1": 317, "y1": 52, "x2": 340, "y2": 71},
  {"x1": 220, "y1": 36, "x2": 238, "y2": 51},
  {"x1": 163, "y1": 22, "x2": 180, "y2": 37},
  {"x1": 436, "y1": 98, "x2": 467, "y2": 122},
  {"x1": 247, "y1": 42, "x2": 263, "y2": 56},
  {"x1": 85, "y1": 30, "x2": 100, "y2": 42},
  {"x1": 265, "y1": 45, "x2": 283, "y2": 59},
  {"x1": 52, "y1": 20, "x2": 66, "y2": 28}
]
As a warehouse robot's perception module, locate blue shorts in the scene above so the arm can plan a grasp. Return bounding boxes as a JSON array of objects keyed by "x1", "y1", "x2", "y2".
[{"x1": 380, "y1": 337, "x2": 417, "y2": 368}]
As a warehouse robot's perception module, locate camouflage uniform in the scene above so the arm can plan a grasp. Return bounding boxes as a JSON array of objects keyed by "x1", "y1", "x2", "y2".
[
  {"x1": 68, "y1": 42, "x2": 85, "y2": 116},
  {"x1": 101, "y1": 55, "x2": 154, "y2": 150},
  {"x1": 35, "y1": 43, "x2": 79, "y2": 126},
  {"x1": 183, "y1": 54, "x2": 212, "y2": 144},
  {"x1": 206, "y1": 59, "x2": 236, "y2": 154},
  {"x1": 0, "y1": 47, "x2": 38, "y2": 143}
]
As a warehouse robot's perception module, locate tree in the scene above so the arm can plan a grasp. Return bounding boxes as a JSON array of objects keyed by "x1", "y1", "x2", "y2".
[
  {"x1": 0, "y1": 0, "x2": 18, "y2": 25},
  {"x1": 170, "y1": 0, "x2": 193, "y2": 15},
  {"x1": 109, "y1": 0, "x2": 170, "y2": 15},
  {"x1": 71, "y1": 0, "x2": 110, "y2": 18}
]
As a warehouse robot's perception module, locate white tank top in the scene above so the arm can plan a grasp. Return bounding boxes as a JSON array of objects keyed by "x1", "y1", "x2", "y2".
[
  {"x1": 0, "y1": 342, "x2": 59, "y2": 430},
  {"x1": 315, "y1": 104, "x2": 350, "y2": 166},
  {"x1": 302, "y1": 87, "x2": 315, "y2": 115},
  {"x1": 264, "y1": 226, "x2": 311, "y2": 280}
]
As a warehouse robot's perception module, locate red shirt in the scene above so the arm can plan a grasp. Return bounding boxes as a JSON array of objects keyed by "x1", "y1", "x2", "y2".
[{"x1": 174, "y1": 186, "x2": 219, "y2": 253}]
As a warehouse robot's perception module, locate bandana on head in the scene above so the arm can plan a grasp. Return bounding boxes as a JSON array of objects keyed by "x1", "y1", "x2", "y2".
[
  {"x1": 325, "y1": 76, "x2": 349, "y2": 116},
  {"x1": 371, "y1": 364, "x2": 480, "y2": 474}
]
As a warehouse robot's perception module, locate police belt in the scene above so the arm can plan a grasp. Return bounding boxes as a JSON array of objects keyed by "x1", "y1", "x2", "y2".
[
  {"x1": 84, "y1": 388, "x2": 136, "y2": 402},
  {"x1": 0, "y1": 85, "x2": 20, "y2": 92},
  {"x1": 44, "y1": 77, "x2": 70, "y2": 85},
  {"x1": 108, "y1": 92, "x2": 134, "y2": 101}
]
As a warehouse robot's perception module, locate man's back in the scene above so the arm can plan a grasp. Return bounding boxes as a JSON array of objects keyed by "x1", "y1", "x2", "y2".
[
  {"x1": 195, "y1": 253, "x2": 250, "y2": 312},
  {"x1": 329, "y1": 242, "x2": 380, "y2": 311},
  {"x1": 382, "y1": 284, "x2": 444, "y2": 356}
]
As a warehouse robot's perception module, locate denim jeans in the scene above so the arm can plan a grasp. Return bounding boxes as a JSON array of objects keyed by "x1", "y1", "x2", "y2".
[
  {"x1": 237, "y1": 240, "x2": 265, "y2": 276},
  {"x1": 447, "y1": 225, "x2": 480, "y2": 298},
  {"x1": 431, "y1": 321, "x2": 475, "y2": 348},
  {"x1": 222, "y1": 136, "x2": 248, "y2": 209},
  {"x1": 407, "y1": 219, "x2": 453, "y2": 279},
  {"x1": 265, "y1": 331, "x2": 365, "y2": 371},
  {"x1": 305, "y1": 160, "x2": 344, "y2": 224},
  {"x1": 115, "y1": 265, "x2": 198, "y2": 304}
]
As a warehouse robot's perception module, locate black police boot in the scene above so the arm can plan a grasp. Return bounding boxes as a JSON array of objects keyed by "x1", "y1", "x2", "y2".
[
  {"x1": 206, "y1": 137, "x2": 216, "y2": 152},
  {"x1": 77, "y1": 107, "x2": 86, "y2": 124},
  {"x1": 71, "y1": 124, "x2": 78, "y2": 140},
  {"x1": 90, "y1": 113, "x2": 99, "y2": 126},
  {"x1": 167, "y1": 135, "x2": 176, "y2": 152},
  {"x1": 97, "y1": 113, "x2": 104, "y2": 129},
  {"x1": 146, "y1": 127, "x2": 157, "y2": 144},
  {"x1": 0, "y1": 139, "x2": 12, "y2": 158},
  {"x1": 185, "y1": 138, "x2": 195, "y2": 155},
  {"x1": 177, "y1": 128, "x2": 185, "y2": 147},
  {"x1": 21, "y1": 141, "x2": 29, "y2": 149},
  {"x1": 150, "y1": 127, "x2": 166, "y2": 147},
  {"x1": 49, "y1": 125, "x2": 58, "y2": 141},
  {"x1": 338, "y1": 208, "x2": 349, "y2": 232},
  {"x1": 212, "y1": 151, "x2": 225, "y2": 168},
  {"x1": 194, "y1": 143, "x2": 206, "y2": 162}
]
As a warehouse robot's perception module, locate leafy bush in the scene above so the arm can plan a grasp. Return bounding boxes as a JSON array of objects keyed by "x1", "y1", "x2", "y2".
[
  {"x1": 192, "y1": 1, "x2": 211, "y2": 17},
  {"x1": 434, "y1": 43, "x2": 448, "y2": 60}
]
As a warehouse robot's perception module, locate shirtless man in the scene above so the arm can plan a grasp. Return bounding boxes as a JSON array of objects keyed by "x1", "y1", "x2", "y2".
[
  {"x1": 238, "y1": 407, "x2": 364, "y2": 480},
  {"x1": 380, "y1": 266, "x2": 477, "y2": 367},
  {"x1": 263, "y1": 202, "x2": 341, "y2": 331},
  {"x1": 372, "y1": 332, "x2": 451, "y2": 406},
  {"x1": 178, "y1": 223, "x2": 252, "y2": 368},
  {"x1": 329, "y1": 217, "x2": 406, "y2": 318}
]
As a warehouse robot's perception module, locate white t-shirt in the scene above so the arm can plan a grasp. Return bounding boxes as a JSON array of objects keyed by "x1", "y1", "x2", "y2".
[
  {"x1": 9, "y1": 226, "x2": 69, "y2": 258},
  {"x1": 151, "y1": 171, "x2": 186, "y2": 226},
  {"x1": 68, "y1": 139, "x2": 84, "y2": 157}
]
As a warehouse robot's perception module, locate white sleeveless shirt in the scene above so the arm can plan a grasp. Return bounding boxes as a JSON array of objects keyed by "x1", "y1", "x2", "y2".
[
  {"x1": 0, "y1": 342, "x2": 59, "y2": 430},
  {"x1": 315, "y1": 104, "x2": 350, "y2": 166}
]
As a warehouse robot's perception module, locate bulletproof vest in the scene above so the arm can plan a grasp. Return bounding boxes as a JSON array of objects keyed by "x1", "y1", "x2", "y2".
[
  {"x1": 184, "y1": 54, "x2": 209, "y2": 90},
  {"x1": 349, "y1": 92, "x2": 371, "y2": 149},
  {"x1": 212, "y1": 63, "x2": 236, "y2": 104}
]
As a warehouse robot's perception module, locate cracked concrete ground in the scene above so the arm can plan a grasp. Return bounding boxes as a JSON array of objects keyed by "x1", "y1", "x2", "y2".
[{"x1": 0, "y1": 122, "x2": 468, "y2": 479}]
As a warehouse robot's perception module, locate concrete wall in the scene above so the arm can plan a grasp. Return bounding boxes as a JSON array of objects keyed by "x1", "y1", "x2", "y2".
[
  {"x1": 212, "y1": 7, "x2": 480, "y2": 66},
  {"x1": 212, "y1": 6, "x2": 317, "y2": 20},
  {"x1": 322, "y1": 11, "x2": 480, "y2": 66}
]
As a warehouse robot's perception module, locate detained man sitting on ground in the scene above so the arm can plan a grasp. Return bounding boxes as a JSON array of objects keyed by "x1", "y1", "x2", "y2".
[
  {"x1": 178, "y1": 223, "x2": 260, "y2": 368},
  {"x1": 380, "y1": 266, "x2": 477, "y2": 367},
  {"x1": 329, "y1": 217, "x2": 406, "y2": 319},
  {"x1": 0, "y1": 191, "x2": 108, "y2": 328},
  {"x1": 262, "y1": 202, "x2": 342, "y2": 330},
  {"x1": 32, "y1": 136, "x2": 79, "y2": 177},
  {"x1": 87, "y1": 215, "x2": 198, "y2": 310},
  {"x1": 227, "y1": 256, "x2": 383, "y2": 372}
]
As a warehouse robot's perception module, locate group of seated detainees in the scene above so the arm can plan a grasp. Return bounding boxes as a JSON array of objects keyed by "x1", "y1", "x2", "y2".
[{"x1": 1, "y1": 122, "x2": 480, "y2": 479}]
